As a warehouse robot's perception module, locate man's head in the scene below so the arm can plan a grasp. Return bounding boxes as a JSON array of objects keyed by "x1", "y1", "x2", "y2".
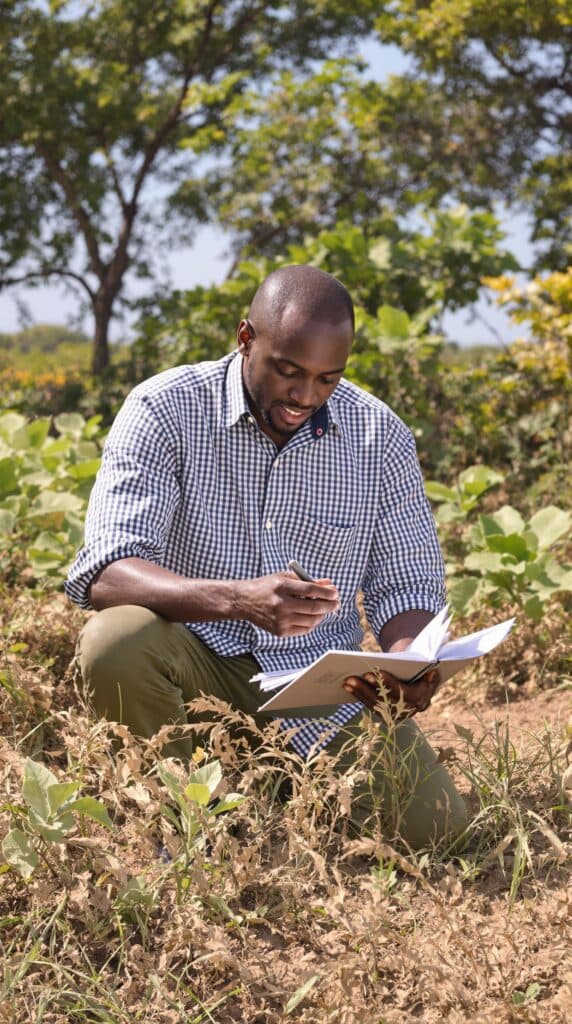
[{"x1": 237, "y1": 265, "x2": 354, "y2": 448}]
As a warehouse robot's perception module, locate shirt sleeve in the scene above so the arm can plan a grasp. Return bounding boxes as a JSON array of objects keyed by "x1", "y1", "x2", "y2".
[
  {"x1": 64, "y1": 390, "x2": 181, "y2": 609},
  {"x1": 361, "y1": 416, "x2": 446, "y2": 638}
]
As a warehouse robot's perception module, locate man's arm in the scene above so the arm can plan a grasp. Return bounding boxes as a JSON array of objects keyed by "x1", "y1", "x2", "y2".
[{"x1": 89, "y1": 556, "x2": 339, "y2": 638}]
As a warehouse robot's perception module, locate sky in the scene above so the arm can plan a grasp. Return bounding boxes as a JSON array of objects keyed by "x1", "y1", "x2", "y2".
[{"x1": 0, "y1": 39, "x2": 534, "y2": 347}]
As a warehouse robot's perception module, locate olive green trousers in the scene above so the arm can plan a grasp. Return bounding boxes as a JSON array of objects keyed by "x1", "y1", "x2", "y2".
[{"x1": 77, "y1": 605, "x2": 467, "y2": 850}]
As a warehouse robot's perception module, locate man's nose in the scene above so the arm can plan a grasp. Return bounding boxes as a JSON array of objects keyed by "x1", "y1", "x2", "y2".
[{"x1": 288, "y1": 379, "x2": 316, "y2": 408}]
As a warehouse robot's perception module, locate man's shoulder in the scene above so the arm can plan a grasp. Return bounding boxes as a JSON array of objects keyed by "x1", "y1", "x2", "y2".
[{"x1": 129, "y1": 353, "x2": 234, "y2": 406}]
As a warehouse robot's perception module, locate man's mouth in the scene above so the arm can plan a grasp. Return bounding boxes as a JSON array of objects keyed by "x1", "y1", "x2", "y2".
[{"x1": 276, "y1": 403, "x2": 312, "y2": 426}]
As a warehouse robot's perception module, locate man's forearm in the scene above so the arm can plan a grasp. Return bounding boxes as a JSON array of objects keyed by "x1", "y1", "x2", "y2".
[
  {"x1": 379, "y1": 609, "x2": 435, "y2": 653},
  {"x1": 88, "y1": 557, "x2": 240, "y2": 623}
]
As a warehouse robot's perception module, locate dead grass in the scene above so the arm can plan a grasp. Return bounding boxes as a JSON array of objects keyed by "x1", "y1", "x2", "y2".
[{"x1": 1, "y1": 589, "x2": 571, "y2": 1023}]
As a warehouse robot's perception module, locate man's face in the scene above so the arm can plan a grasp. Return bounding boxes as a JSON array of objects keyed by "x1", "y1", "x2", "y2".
[{"x1": 238, "y1": 310, "x2": 353, "y2": 448}]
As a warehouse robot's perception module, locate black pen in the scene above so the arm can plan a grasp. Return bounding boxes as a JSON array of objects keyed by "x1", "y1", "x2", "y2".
[{"x1": 288, "y1": 560, "x2": 340, "y2": 615}]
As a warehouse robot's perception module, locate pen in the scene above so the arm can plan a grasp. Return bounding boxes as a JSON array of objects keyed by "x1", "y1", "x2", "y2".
[
  {"x1": 287, "y1": 559, "x2": 316, "y2": 582},
  {"x1": 287, "y1": 560, "x2": 340, "y2": 615}
]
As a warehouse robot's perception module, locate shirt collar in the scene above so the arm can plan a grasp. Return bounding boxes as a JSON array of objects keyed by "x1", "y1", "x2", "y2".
[{"x1": 223, "y1": 350, "x2": 340, "y2": 439}]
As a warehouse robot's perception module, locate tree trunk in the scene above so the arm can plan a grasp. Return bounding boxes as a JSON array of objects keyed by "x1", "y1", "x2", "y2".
[{"x1": 92, "y1": 290, "x2": 114, "y2": 375}]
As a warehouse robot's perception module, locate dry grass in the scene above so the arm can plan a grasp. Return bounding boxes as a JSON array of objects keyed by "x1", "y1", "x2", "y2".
[{"x1": 1, "y1": 589, "x2": 571, "y2": 1024}]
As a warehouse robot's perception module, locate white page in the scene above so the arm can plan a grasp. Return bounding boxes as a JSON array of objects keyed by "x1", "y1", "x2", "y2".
[
  {"x1": 406, "y1": 605, "x2": 451, "y2": 658},
  {"x1": 438, "y1": 617, "x2": 514, "y2": 660}
]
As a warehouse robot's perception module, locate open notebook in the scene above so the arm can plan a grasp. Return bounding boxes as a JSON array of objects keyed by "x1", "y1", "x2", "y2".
[{"x1": 251, "y1": 607, "x2": 514, "y2": 713}]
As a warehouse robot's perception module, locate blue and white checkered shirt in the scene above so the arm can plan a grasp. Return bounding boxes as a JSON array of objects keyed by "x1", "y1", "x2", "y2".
[{"x1": 66, "y1": 351, "x2": 445, "y2": 756}]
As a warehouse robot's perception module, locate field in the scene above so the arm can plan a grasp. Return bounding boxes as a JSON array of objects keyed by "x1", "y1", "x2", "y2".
[{"x1": 1, "y1": 293, "x2": 571, "y2": 1022}]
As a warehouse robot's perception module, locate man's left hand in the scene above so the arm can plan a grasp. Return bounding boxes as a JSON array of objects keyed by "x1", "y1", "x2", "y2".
[{"x1": 342, "y1": 667, "x2": 440, "y2": 718}]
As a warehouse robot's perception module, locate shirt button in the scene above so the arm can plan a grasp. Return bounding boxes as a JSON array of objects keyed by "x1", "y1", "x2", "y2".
[{"x1": 266, "y1": 519, "x2": 273, "y2": 529}]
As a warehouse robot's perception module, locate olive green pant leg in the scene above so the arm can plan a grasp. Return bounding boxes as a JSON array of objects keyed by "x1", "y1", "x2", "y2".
[
  {"x1": 326, "y1": 712, "x2": 468, "y2": 851},
  {"x1": 77, "y1": 605, "x2": 262, "y2": 760}
]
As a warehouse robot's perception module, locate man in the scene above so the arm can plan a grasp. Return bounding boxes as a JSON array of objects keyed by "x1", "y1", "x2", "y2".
[{"x1": 66, "y1": 265, "x2": 467, "y2": 849}]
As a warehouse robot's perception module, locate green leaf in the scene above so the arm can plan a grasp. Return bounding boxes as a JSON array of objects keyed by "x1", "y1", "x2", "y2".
[
  {"x1": 29, "y1": 809, "x2": 74, "y2": 843},
  {"x1": 528, "y1": 506, "x2": 571, "y2": 551},
  {"x1": 47, "y1": 782, "x2": 81, "y2": 815},
  {"x1": 22, "y1": 759, "x2": 59, "y2": 819},
  {"x1": 66, "y1": 796, "x2": 112, "y2": 828},
  {"x1": 0, "y1": 458, "x2": 18, "y2": 497},
  {"x1": 66, "y1": 458, "x2": 101, "y2": 480},
  {"x1": 188, "y1": 759, "x2": 222, "y2": 797},
  {"x1": 183, "y1": 782, "x2": 211, "y2": 806},
  {"x1": 54, "y1": 412, "x2": 86, "y2": 438},
  {"x1": 464, "y1": 551, "x2": 505, "y2": 573},
  {"x1": 486, "y1": 533, "x2": 531, "y2": 561},
  {"x1": 285, "y1": 974, "x2": 320, "y2": 1014},
  {"x1": 489, "y1": 506, "x2": 525, "y2": 535},
  {"x1": 0, "y1": 508, "x2": 16, "y2": 534},
  {"x1": 425, "y1": 481, "x2": 457, "y2": 503},
  {"x1": 26, "y1": 490, "x2": 84, "y2": 526},
  {"x1": 523, "y1": 595, "x2": 544, "y2": 621},
  {"x1": 25, "y1": 419, "x2": 50, "y2": 449},
  {"x1": 2, "y1": 828, "x2": 38, "y2": 879},
  {"x1": 0, "y1": 413, "x2": 26, "y2": 443},
  {"x1": 458, "y1": 464, "x2": 503, "y2": 496},
  {"x1": 211, "y1": 793, "x2": 246, "y2": 814},
  {"x1": 447, "y1": 576, "x2": 480, "y2": 615},
  {"x1": 376, "y1": 305, "x2": 411, "y2": 340}
]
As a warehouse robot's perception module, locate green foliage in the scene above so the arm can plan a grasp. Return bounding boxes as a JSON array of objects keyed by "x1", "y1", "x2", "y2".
[
  {"x1": 0, "y1": 410, "x2": 102, "y2": 585},
  {"x1": 0, "y1": 0, "x2": 378, "y2": 370},
  {"x1": 376, "y1": 0, "x2": 572, "y2": 270},
  {"x1": 426, "y1": 465, "x2": 504, "y2": 525},
  {"x1": 2, "y1": 757, "x2": 111, "y2": 879}
]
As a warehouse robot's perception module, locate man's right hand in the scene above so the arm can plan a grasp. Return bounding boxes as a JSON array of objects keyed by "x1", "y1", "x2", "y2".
[{"x1": 238, "y1": 571, "x2": 340, "y2": 637}]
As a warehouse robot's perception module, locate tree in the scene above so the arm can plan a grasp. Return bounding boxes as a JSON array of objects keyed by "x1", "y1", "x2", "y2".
[
  {"x1": 0, "y1": 0, "x2": 377, "y2": 373},
  {"x1": 376, "y1": 0, "x2": 572, "y2": 270},
  {"x1": 205, "y1": 2, "x2": 570, "y2": 270}
]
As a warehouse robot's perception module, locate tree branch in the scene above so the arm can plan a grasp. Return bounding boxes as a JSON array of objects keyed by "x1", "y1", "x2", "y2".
[
  {"x1": 35, "y1": 142, "x2": 105, "y2": 281},
  {"x1": 0, "y1": 267, "x2": 96, "y2": 303}
]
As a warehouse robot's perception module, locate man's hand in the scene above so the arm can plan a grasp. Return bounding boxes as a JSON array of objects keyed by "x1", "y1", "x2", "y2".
[
  {"x1": 342, "y1": 667, "x2": 440, "y2": 718},
  {"x1": 239, "y1": 572, "x2": 339, "y2": 637}
]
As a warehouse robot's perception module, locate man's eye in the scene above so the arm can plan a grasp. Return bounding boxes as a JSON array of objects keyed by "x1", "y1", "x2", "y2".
[{"x1": 276, "y1": 366, "x2": 297, "y2": 378}]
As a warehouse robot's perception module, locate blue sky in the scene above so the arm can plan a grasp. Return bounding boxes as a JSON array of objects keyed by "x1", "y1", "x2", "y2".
[{"x1": 0, "y1": 39, "x2": 534, "y2": 347}]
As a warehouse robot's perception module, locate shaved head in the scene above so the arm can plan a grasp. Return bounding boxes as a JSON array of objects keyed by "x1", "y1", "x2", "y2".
[{"x1": 249, "y1": 265, "x2": 354, "y2": 336}]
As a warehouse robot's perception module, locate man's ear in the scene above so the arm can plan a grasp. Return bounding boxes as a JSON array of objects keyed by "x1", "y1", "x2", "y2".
[{"x1": 237, "y1": 319, "x2": 254, "y2": 354}]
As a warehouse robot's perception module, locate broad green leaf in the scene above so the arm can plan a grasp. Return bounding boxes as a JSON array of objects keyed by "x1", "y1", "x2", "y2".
[
  {"x1": 489, "y1": 506, "x2": 525, "y2": 535},
  {"x1": 458, "y1": 464, "x2": 503, "y2": 496},
  {"x1": 0, "y1": 508, "x2": 16, "y2": 534},
  {"x1": 0, "y1": 458, "x2": 18, "y2": 497},
  {"x1": 425, "y1": 481, "x2": 457, "y2": 503},
  {"x1": 29, "y1": 807, "x2": 75, "y2": 842},
  {"x1": 528, "y1": 506, "x2": 571, "y2": 551},
  {"x1": 447, "y1": 576, "x2": 480, "y2": 614},
  {"x1": 27, "y1": 490, "x2": 84, "y2": 524},
  {"x1": 188, "y1": 759, "x2": 222, "y2": 797},
  {"x1": 54, "y1": 412, "x2": 86, "y2": 438},
  {"x1": 25, "y1": 419, "x2": 50, "y2": 448},
  {"x1": 464, "y1": 551, "x2": 505, "y2": 573},
  {"x1": 2, "y1": 828, "x2": 38, "y2": 879},
  {"x1": 116, "y1": 876, "x2": 156, "y2": 910},
  {"x1": 47, "y1": 782, "x2": 81, "y2": 815},
  {"x1": 66, "y1": 459, "x2": 101, "y2": 480},
  {"x1": 0, "y1": 413, "x2": 26, "y2": 443},
  {"x1": 376, "y1": 305, "x2": 411, "y2": 340},
  {"x1": 369, "y1": 238, "x2": 391, "y2": 269},
  {"x1": 22, "y1": 759, "x2": 59, "y2": 819},
  {"x1": 523, "y1": 595, "x2": 544, "y2": 621},
  {"x1": 183, "y1": 782, "x2": 211, "y2": 806},
  {"x1": 211, "y1": 793, "x2": 246, "y2": 814},
  {"x1": 486, "y1": 533, "x2": 530, "y2": 561},
  {"x1": 66, "y1": 796, "x2": 112, "y2": 828}
]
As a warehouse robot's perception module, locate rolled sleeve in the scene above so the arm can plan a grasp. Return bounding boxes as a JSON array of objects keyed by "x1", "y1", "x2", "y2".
[
  {"x1": 362, "y1": 420, "x2": 446, "y2": 639},
  {"x1": 65, "y1": 392, "x2": 180, "y2": 609}
]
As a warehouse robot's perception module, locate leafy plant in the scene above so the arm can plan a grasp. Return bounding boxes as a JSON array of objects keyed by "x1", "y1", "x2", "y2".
[
  {"x1": 426, "y1": 464, "x2": 504, "y2": 524},
  {"x1": 0, "y1": 409, "x2": 103, "y2": 584},
  {"x1": 452, "y1": 504, "x2": 572, "y2": 619},
  {"x1": 2, "y1": 758, "x2": 111, "y2": 879}
]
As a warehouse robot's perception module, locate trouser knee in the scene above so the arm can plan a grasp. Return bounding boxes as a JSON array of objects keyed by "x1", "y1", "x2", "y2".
[{"x1": 77, "y1": 604, "x2": 175, "y2": 718}]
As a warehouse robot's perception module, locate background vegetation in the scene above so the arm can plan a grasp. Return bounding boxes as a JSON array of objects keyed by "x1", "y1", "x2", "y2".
[{"x1": 1, "y1": 2, "x2": 571, "y2": 1021}]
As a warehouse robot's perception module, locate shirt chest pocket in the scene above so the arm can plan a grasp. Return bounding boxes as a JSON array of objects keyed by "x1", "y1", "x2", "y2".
[{"x1": 279, "y1": 514, "x2": 355, "y2": 586}]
